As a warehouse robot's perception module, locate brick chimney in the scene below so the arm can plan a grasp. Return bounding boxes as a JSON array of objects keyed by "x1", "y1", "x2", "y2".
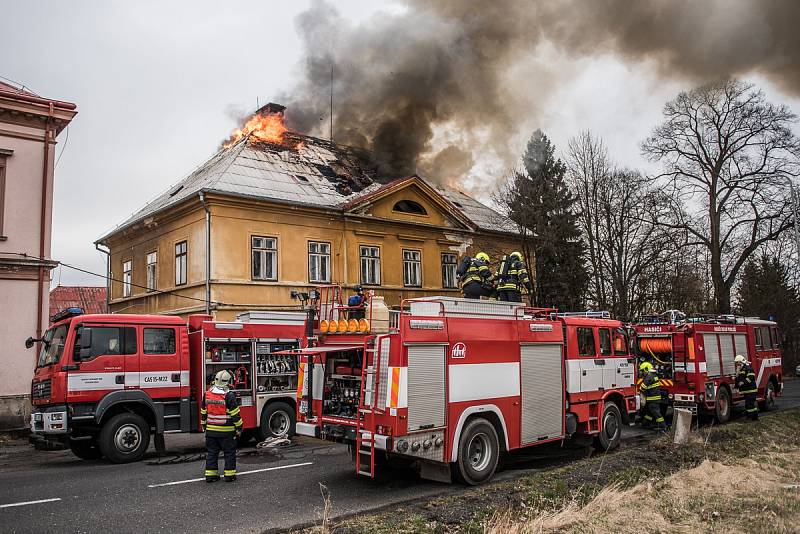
[{"x1": 256, "y1": 102, "x2": 286, "y2": 117}]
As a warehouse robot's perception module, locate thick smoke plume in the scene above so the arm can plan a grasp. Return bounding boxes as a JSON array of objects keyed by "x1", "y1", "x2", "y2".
[{"x1": 280, "y1": 0, "x2": 800, "y2": 186}]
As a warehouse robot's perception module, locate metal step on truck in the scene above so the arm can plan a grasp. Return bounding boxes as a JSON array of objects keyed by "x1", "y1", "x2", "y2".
[
  {"x1": 27, "y1": 307, "x2": 306, "y2": 462},
  {"x1": 290, "y1": 293, "x2": 639, "y2": 485}
]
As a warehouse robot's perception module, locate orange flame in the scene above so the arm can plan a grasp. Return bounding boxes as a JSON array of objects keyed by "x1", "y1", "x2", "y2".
[{"x1": 223, "y1": 111, "x2": 287, "y2": 148}]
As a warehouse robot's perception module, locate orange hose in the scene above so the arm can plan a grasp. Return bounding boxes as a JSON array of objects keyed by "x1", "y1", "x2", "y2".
[{"x1": 640, "y1": 337, "x2": 672, "y2": 354}]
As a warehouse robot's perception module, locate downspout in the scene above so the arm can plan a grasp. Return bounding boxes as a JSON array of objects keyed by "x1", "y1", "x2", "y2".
[
  {"x1": 36, "y1": 103, "x2": 54, "y2": 346},
  {"x1": 199, "y1": 191, "x2": 211, "y2": 315},
  {"x1": 95, "y1": 243, "x2": 111, "y2": 312}
]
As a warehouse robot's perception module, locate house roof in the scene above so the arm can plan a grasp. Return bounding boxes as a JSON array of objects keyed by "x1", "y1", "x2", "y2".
[
  {"x1": 98, "y1": 131, "x2": 515, "y2": 242},
  {"x1": 49, "y1": 285, "x2": 107, "y2": 320}
]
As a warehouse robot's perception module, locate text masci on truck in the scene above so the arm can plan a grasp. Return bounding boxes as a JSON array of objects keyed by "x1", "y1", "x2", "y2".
[
  {"x1": 27, "y1": 308, "x2": 305, "y2": 462},
  {"x1": 290, "y1": 296, "x2": 639, "y2": 485}
]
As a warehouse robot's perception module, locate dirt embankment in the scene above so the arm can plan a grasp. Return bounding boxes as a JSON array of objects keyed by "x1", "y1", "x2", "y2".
[{"x1": 302, "y1": 410, "x2": 800, "y2": 533}]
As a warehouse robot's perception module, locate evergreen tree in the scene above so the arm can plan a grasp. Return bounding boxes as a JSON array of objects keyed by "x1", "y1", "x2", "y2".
[
  {"x1": 738, "y1": 255, "x2": 800, "y2": 373},
  {"x1": 506, "y1": 130, "x2": 588, "y2": 310}
]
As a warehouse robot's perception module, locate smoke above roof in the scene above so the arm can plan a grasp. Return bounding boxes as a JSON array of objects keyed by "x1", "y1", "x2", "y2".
[{"x1": 279, "y1": 0, "x2": 800, "y2": 187}]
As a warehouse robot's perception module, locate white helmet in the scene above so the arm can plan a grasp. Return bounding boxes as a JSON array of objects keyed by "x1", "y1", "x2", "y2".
[
  {"x1": 734, "y1": 354, "x2": 747, "y2": 365},
  {"x1": 213, "y1": 369, "x2": 233, "y2": 388}
]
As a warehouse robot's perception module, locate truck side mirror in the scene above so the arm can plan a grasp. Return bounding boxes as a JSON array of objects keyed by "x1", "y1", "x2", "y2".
[
  {"x1": 75, "y1": 328, "x2": 93, "y2": 360},
  {"x1": 25, "y1": 337, "x2": 36, "y2": 349}
]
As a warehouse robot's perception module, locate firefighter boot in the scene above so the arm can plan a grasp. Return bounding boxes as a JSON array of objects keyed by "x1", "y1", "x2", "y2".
[
  {"x1": 224, "y1": 473, "x2": 237, "y2": 482},
  {"x1": 205, "y1": 470, "x2": 220, "y2": 483}
]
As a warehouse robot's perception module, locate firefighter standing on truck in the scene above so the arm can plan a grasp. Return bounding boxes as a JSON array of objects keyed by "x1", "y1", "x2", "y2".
[
  {"x1": 202, "y1": 370, "x2": 243, "y2": 482},
  {"x1": 496, "y1": 251, "x2": 532, "y2": 303},
  {"x1": 638, "y1": 362, "x2": 666, "y2": 430},
  {"x1": 458, "y1": 252, "x2": 494, "y2": 299},
  {"x1": 735, "y1": 354, "x2": 759, "y2": 421}
]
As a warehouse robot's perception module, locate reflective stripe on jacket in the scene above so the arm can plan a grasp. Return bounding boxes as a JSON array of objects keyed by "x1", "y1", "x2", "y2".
[
  {"x1": 639, "y1": 372, "x2": 662, "y2": 402},
  {"x1": 461, "y1": 259, "x2": 492, "y2": 287},
  {"x1": 201, "y1": 386, "x2": 243, "y2": 433},
  {"x1": 497, "y1": 258, "x2": 532, "y2": 292},
  {"x1": 736, "y1": 364, "x2": 758, "y2": 395}
]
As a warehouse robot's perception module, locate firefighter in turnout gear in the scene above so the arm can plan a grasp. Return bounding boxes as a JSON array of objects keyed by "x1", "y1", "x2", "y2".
[
  {"x1": 735, "y1": 354, "x2": 759, "y2": 421},
  {"x1": 639, "y1": 362, "x2": 666, "y2": 430},
  {"x1": 496, "y1": 251, "x2": 532, "y2": 303},
  {"x1": 458, "y1": 252, "x2": 494, "y2": 299},
  {"x1": 202, "y1": 370, "x2": 243, "y2": 482}
]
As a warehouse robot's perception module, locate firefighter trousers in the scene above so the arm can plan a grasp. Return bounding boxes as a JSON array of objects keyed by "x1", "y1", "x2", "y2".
[
  {"x1": 643, "y1": 401, "x2": 665, "y2": 429},
  {"x1": 744, "y1": 393, "x2": 759, "y2": 420},
  {"x1": 205, "y1": 434, "x2": 237, "y2": 478},
  {"x1": 497, "y1": 289, "x2": 522, "y2": 303},
  {"x1": 462, "y1": 282, "x2": 493, "y2": 299}
]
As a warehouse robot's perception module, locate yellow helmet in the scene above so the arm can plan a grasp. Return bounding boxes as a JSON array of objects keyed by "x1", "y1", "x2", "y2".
[
  {"x1": 734, "y1": 354, "x2": 747, "y2": 365},
  {"x1": 639, "y1": 362, "x2": 653, "y2": 374},
  {"x1": 510, "y1": 251, "x2": 523, "y2": 260},
  {"x1": 476, "y1": 252, "x2": 490, "y2": 262}
]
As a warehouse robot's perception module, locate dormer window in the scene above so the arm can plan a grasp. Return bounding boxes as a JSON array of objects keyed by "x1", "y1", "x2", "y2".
[{"x1": 393, "y1": 200, "x2": 427, "y2": 215}]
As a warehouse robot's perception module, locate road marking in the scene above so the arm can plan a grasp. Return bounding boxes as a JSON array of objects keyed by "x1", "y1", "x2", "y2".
[
  {"x1": 0, "y1": 498, "x2": 62, "y2": 509},
  {"x1": 147, "y1": 461, "x2": 313, "y2": 488}
]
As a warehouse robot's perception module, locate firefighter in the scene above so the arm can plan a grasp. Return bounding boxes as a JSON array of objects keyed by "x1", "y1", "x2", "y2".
[
  {"x1": 202, "y1": 370, "x2": 243, "y2": 482},
  {"x1": 458, "y1": 252, "x2": 494, "y2": 299},
  {"x1": 638, "y1": 362, "x2": 666, "y2": 430},
  {"x1": 496, "y1": 251, "x2": 532, "y2": 303},
  {"x1": 735, "y1": 354, "x2": 759, "y2": 421},
  {"x1": 348, "y1": 285, "x2": 366, "y2": 320}
]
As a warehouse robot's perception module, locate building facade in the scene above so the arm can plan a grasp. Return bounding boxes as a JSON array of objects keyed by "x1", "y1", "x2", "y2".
[
  {"x1": 0, "y1": 81, "x2": 76, "y2": 430},
  {"x1": 98, "y1": 118, "x2": 521, "y2": 320}
]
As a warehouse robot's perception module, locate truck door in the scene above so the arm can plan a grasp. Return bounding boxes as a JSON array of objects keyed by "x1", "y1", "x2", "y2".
[
  {"x1": 135, "y1": 325, "x2": 184, "y2": 400},
  {"x1": 576, "y1": 326, "x2": 603, "y2": 391},
  {"x1": 69, "y1": 323, "x2": 136, "y2": 402}
]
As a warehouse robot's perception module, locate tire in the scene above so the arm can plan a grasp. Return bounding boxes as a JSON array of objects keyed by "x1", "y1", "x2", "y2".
[
  {"x1": 714, "y1": 386, "x2": 732, "y2": 424},
  {"x1": 593, "y1": 402, "x2": 623, "y2": 452},
  {"x1": 69, "y1": 438, "x2": 102, "y2": 460},
  {"x1": 759, "y1": 380, "x2": 777, "y2": 412},
  {"x1": 98, "y1": 413, "x2": 151, "y2": 463},
  {"x1": 454, "y1": 418, "x2": 499, "y2": 485},
  {"x1": 257, "y1": 402, "x2": 296, "y2": 441}
]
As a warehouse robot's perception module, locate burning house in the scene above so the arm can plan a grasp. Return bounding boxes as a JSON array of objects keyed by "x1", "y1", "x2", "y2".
[{"x1": 96, "y1": 105, "x2": 520, "y2": 318}]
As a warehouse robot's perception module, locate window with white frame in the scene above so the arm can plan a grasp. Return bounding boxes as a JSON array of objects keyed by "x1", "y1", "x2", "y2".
[
  {"x1": 122, "y1": 260, "x2": 132, "y2": 297},
  {"x1": 441, "y1": 253, "x2": 458, "y2": 289},
  {"x1": 175, "y1": 241, "x2": 187, "y2": 286},
  {"x1": 360, "y1": 245, "x2": 381, "y2": 285},
  {"x1": 146, "y1": 252, "x2": 157, "y2": 292},
  {"x1": 308, "y1": 241, "x2": 331, "y2": 283},
  {"x1": 403, "y1": 249, "x2": 422, "y2": 287},
  {"x1": 252, "y1": 236, "x2": 278, "y2": 281}
]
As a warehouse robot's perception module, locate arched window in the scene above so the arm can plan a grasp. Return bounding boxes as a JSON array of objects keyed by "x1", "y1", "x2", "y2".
[{"x1": 393, "y1": 200, "x2": 428, "y2": 215}]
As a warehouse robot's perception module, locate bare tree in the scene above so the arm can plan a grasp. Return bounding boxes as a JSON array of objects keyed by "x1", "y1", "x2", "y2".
[{"x1": 642, "y1": 79, "x2": 800, "y2": 313}]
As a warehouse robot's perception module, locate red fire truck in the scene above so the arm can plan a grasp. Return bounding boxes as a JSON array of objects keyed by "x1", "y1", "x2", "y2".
[
  {"x1": 27, "y1": 308, "x2": 305, "y2": 462},
  {"x1": 291, "y1": 296, "x2": 639, "y2": 485},
  {"x1": 633, "y1": 312, "x2": 783, "y2": 422}
]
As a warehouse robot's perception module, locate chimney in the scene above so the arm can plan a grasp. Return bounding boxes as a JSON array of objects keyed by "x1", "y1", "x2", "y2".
[{"x1": 256, "y1": 102, "x2": 286, "y2": 117}]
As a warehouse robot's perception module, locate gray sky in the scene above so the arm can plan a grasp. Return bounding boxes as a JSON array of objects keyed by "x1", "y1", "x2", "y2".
[{"x1": 2, "y1": 1, "x2": 798, "y2": 287}]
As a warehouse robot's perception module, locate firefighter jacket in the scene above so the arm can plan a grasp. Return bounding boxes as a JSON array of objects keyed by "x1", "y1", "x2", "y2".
[
  {"x1": 497, "y1": 256, "x2": 533, "y2": 292},
  {"x1": 639, "y1": 371, "x2": 662, "y2": 402},
  {"x1": 460, "y1": 258, "x2": 493, "y2": 288},
  {"x1": 736, "y1": 364, "x2": 758, "y2": 395},
  {"x1": 201, "y1": 385, "x2": 243, "y2": 435}
]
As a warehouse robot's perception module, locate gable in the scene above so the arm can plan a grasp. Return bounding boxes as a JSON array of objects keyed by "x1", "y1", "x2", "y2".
[{"x1": 349, "y1": 181, "x2": 469, "y2": 229}]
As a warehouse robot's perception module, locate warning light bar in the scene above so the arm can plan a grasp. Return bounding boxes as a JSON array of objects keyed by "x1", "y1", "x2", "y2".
[{"x1": 51, "y1": 307, "x2": 84, "y2": 323}]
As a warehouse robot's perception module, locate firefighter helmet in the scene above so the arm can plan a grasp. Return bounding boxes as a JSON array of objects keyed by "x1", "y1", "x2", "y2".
[
  {"x1": 213, "y1": 369, "x2": 233, "y2": 388},
  {"x1": 639, "y1": 361, "x2": 653, "y2": 374},
  {"x1": 476, "y1": 252, "x2": 490, "y2": 262},
  {"x1": 510, "y1": 251, "x2": 523, "y2": 261},
  {"x1": 734, "y1": 354, "x2": 747, "y2": 365}
]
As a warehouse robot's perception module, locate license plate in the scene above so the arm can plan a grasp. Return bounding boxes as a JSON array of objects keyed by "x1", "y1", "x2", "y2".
[{"x1": 299, "y1": 400, "x2": 308, "y2": 414}]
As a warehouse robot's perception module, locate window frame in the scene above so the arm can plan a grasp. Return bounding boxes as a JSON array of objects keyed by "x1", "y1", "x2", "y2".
[
  {"x1": 761, "y1": 326, "x2": 773, "y2": 350},
  {"x1": 308, "y1": 241, "x2": 331, "y2": 283},
  {"x1": 73, "y1": 325, "x2": 137, "y2": 361},
  {"x1": 754, "y1": 327, "x2": 763, "y2": 349},
  {"x1": 402, "y1": 249, "x2": 422, "y2": 288},
  {"x1": 598, "y1": 328, "x2": 612, "y2": 357},
  {"x1": 359, "y1": 245, "x2": 381, "y2": 286},
  {"x1": 175, "y1": 241, "x2": 187, "y2": 286},
  {"x1": 143, "y1": 327, "x2": 177, "y2": 355},
  {"x1": 146, "y1": 251, "x2": 157, "y2": 292},
  {"x1": 251, "y1": 235, "x2": 278, "y2": 281},
  {"x1": 392, "y1": 199, "x2": 428, "y2": 216},
  {"x1": 122, "y1": 260, "x2": 132, "y2": 298},
  {"x1": 441, "y1": 252, "x2": 458, "y2": 289},
  {"x1": 576, "y1": 327, "x2": 597, "y2": 358}
]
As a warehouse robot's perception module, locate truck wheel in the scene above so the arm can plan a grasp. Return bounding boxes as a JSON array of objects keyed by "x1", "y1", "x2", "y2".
[
  {"x1": 258, "y1": 402, "x2": 295, "y2": 440},
  {"x1": 69, "y1": 438, "x2": 102, "y2": 460},
  {"x1": 454, "y1": 418, "x2": 499, "y2": 485},
  {"x1": 714, "y1": 386, "x2": 731, "y2": 424},
  {"x1": 593, "y1": 402, "x2": 622, "y2": 452},
  {"x1": 759, "y1": 381, "x2": 777, "y2": 412},
  {"x1": 98, "y1": 413, "x2": 151, "y2": 463}
]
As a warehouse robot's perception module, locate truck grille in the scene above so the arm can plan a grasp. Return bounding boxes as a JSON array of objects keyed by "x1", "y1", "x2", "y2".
[{"x1": 32, "y1": 379, "x2": 51, "y2": 401}]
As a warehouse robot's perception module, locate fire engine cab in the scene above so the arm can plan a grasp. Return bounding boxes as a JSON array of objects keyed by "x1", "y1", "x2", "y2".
[
  {"x1": 291, "y1": 296, "x2": 638, "y2": 485},
  {"x1": 633, "y1": 312, "x2": 783, "y2": 422},
  {"x1": 27, "y1": 308, "x2": 305, "y2": 462}
]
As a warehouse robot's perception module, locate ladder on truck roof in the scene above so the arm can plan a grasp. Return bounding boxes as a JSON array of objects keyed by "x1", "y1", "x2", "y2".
[{"x1": 356, "y1": 337, "x2": 381, "y2": 478}]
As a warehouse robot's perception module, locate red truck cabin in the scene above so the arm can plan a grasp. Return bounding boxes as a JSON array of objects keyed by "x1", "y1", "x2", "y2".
[{"x1": 294, "y1": 297, "x2": 637, "y2": 484}]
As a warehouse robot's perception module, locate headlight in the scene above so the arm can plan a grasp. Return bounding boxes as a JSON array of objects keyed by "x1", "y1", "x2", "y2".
[
  {"x1": 48, "y1": 413, "x2": 63, "y2": 421},
  {"x1": 699, "y1": 393, "x2": 705, "y2": 402}
]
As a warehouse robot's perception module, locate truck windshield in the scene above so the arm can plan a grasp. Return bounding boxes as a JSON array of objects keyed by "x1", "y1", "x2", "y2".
[{"x1": 37, "y1": 324, "x2": 68, "y2": 368}]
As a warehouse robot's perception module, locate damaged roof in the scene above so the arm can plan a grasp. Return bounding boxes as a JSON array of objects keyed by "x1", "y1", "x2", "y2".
[{"x1": 99, "y1": 131, "x2": 515, "y2": 242}]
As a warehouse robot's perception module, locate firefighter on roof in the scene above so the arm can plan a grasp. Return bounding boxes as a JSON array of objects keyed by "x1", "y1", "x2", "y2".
[
  {"x1": 457, "y1": 252, "x2": 494, "y2": 299},
  {"x1": 735, "y1": 354, "x2": 759, "y2": 421},
  {"x1": 202, "y1": 370, "x2": 243, "y2": 482},
  {"x1": 638, "y1": 362, "x2": 666, "y2": 430},
  {"x1": 348, "y1": 285, "x2": 366, "y2": 320},
  {"x1": 496, "y1": 251, "x2": 532, "y2": 303}
]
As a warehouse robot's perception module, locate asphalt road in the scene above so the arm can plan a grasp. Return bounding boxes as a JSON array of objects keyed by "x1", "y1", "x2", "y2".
[{"x1": 1, "y1": 379, "x2": 798, "y2": 534}]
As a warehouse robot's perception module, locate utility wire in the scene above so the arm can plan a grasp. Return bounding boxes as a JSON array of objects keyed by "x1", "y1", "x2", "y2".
[{"x1": 2, "y1": 252, "x2": 227, "y2": 307}]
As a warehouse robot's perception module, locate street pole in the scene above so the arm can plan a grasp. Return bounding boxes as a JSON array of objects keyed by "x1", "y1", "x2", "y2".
[{"x1": 787, "y1": 178, "x2": 800, "y2": 266}]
